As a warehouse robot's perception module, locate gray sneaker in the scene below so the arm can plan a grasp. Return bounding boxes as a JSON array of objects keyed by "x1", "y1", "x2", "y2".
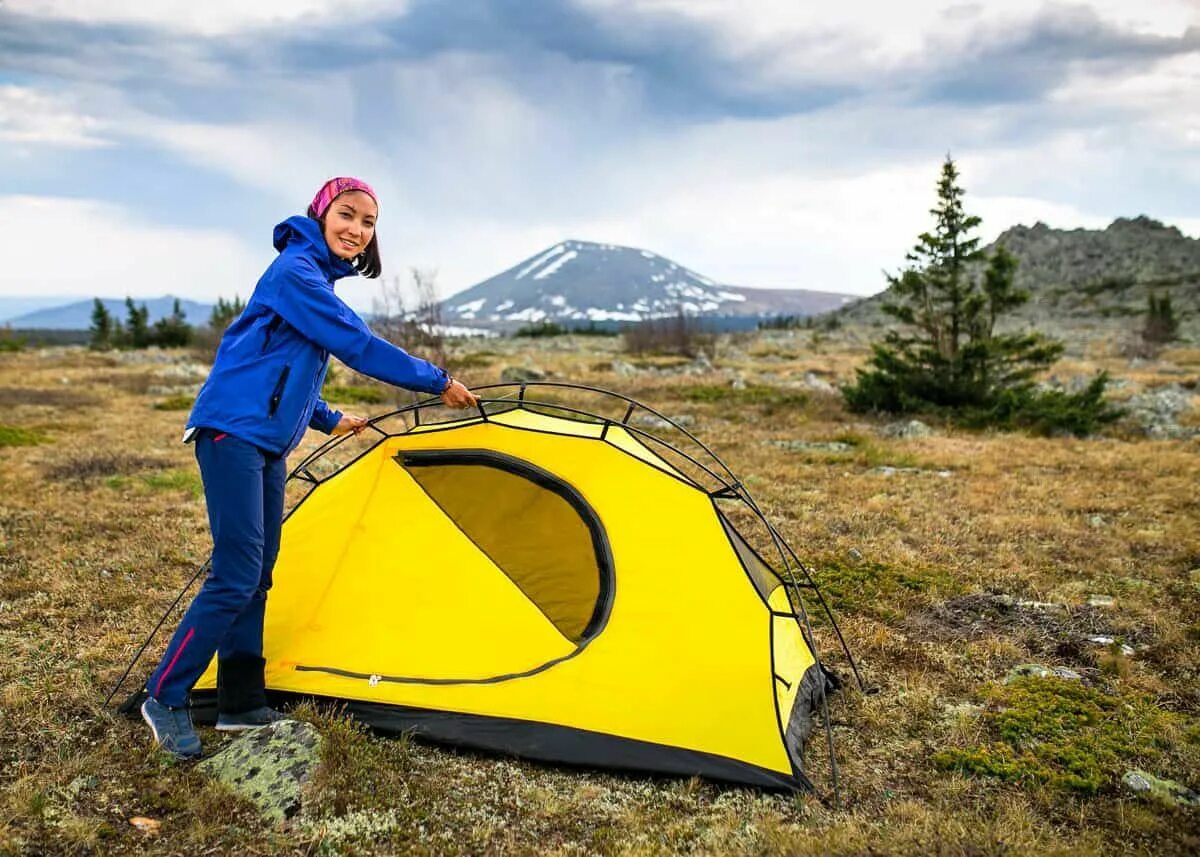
[
  {"x1": 141, "y1": 697, "x2": 202, "y2": 759},
  {"x1": 215, "y1": 706, "x2": 287, "y2": 732}
]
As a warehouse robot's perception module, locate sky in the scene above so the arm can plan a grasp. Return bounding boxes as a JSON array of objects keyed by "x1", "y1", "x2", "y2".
[{"x1": 1, "y1": 0, "x2": 1198, "y2": 312}]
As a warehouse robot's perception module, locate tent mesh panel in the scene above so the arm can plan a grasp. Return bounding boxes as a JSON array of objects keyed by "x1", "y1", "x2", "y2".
[{"x1": 401, "y1": 456, "x2": 605, "y2": 642}]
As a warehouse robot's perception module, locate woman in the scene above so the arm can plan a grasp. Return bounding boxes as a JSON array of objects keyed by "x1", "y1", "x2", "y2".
[{"x1": 141, "y1": 177, "x2": 476, "y2": 759}]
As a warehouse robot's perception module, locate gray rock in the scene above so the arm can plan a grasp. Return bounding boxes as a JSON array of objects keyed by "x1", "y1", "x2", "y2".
[
  {"x1": 730, "y1": 376, "x2": 747, "y2": 390},
  {"x1": 1126, "y1": 384, "x2": 1197, "y2": 438},
  {"x1": 198, "y1": 719, "x2": 322, "y2": 823},
  {"x1": 1087, "y1": 514, "x2": 1107, "y2": 528},
  {"x1": 879, "y1": 419, "x2": 934, "y2": 439},
  {"x1": 847, "y1": 547, "x2": 864, "y2": 564},
  {"x1": 873, "y1": 465, "x2": 952, "y2": 478},
  {"x1": 1190, "y1": 569, "x2": 1200, "y2": 590},
  {"x1": 1087, "y1": 635, "x2": 1135, "y2": 656},
  {"x1": 500, "y1": 365, "x2": 547, "y2": 383},
  {"x1": 770, "y1": 439, "x2": 853, "y2": 453},
  {"x1": 632, "y1": 414, "x2": 671, "y2": 430},
  {"x1": 156, "y1": 362, "x2": 211, "y2": 381},
  {"x1": 1005, "y1": 664, "x2": 1083, "y2": 684},
  {"x1": 1087, "y1": 594, "x2": 1115, "y2": 608},
  {"x1": 1122, "y1": 770, "x2": 1200, "y2": 808},
  {"x1": 610, "y1": 360, "x2": 639, "y2": 377},
  {"x1": 802, "y1": 372, "x2": 837, "y2": 394},
  {"x1": 631, "y1": 413, "x2": 696, "y2": 431}
]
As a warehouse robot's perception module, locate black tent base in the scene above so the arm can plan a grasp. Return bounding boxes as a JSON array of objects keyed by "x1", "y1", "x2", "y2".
[{"x1": 149, "y1": 688, "x2": 812, "y2": 792}]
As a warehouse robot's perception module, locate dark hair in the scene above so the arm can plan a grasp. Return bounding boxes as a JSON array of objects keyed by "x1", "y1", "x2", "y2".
[{"x1": 307, "y1": 205, "x2": 382, "y2": 279}]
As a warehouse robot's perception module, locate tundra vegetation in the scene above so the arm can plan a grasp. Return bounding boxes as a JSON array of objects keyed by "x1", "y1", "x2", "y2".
[{"x1": 1, "y1": 318, "x2": 1197, "y2": 855}]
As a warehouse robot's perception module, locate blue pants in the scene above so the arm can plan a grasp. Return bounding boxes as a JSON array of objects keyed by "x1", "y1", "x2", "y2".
[{"x1": 147, "y1": 430, "x2": 286, "y2": 708}]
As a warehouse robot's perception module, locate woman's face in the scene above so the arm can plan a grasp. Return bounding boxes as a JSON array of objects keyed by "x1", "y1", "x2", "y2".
[{"x1": 323, "y1": 190, "x2": 378, "y2": 260}]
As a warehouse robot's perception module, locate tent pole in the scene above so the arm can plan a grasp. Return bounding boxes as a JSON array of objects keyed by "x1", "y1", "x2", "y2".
[{"x1": 104, "y1": 557, "x2": 211, "y2": 708}]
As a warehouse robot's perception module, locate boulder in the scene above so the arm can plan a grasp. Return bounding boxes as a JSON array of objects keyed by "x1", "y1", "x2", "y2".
[
  {"x1": 500, "y1": 366, "x2": 547, "y2": 383},
  {"x1": 1122, "y1": 770, "x2": 1200, "y2": 808},
  {"x1": 1005, "y1": 664, "x2": 1082, "y2": 684},
  {"x1": 879, "y1": 419, "x2": 934, "y2": 439},
  {"x1": 801, "y1": 372, "x2": 837, "y2": 394},
  {"x1": 198, "y1": 719, "x2": 322, "y2": 824}
]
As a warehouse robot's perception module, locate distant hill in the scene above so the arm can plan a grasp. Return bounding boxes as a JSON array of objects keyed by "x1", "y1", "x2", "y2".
[
  {"x1": 6, "y1": 296, "x2": 215, "y2": 331},
  {"x1": 836, "y1": 217, "x2": 1200, "y2": 339},
  {"x1": 0, "y1": 295, "x2": 91, "y2": 325},
  {"x1": 439, "y1": 240, "x2": 854, "y2": 329}
]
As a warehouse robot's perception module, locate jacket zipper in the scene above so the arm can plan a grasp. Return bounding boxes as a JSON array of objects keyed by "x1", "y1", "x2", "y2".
[
  {"x1": 268, "y1": 365, "x2": 291, "y2": 417},
  {"x1": 261, "y1": 315, "x2": 285, "y2": 354}
]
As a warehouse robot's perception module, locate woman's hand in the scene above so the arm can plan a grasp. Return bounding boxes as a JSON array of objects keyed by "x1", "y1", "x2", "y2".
[
  {"x1": 441, "y1": 378, "x2": 478, "y2": 409},
  {"x1": 332, "y1": 414, "x2": 369, "y2": 436}
]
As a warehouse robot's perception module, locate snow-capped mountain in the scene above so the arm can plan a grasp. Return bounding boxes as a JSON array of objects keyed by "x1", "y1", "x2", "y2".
[{"x1": 440, "y1": 240, "x2": 853, "y2": 327}]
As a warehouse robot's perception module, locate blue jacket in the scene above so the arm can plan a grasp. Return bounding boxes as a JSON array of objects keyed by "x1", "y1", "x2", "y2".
[{"x1": 187, "y1": 215, "x2": 450, "y2": 455}]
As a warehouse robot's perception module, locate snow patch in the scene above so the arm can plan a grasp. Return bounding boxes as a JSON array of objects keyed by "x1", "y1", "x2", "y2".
[
  {"x1": 533, "y1": 250, "x2": 578, "y2": 280},
  {"x1": 640, "y1": 250, "x2": 656, "y2": 259},
  {"x1": 454, "y1": 298, "x2": 486, "y2": 314},
  {"x1": 716, "y1": 290, "x2": 746, "y2": 302},
  {"x1": 515, "y1": 245, "x2": 565, "y2": 280},
  {"x1": 506, "y1": 307, "x2": 548, "y2": 322},
  {"x1": 584, "y1": 307, "x2": 643, "y2": 321},
  {"x1": 494, "y1": 300, "x2": 514, "y2": 312},
  {"x1": 547, "y1": 295, "x2": 567, "y2": 307}
]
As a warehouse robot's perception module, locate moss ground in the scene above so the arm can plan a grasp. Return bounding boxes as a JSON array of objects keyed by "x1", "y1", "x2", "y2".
[{"x1": 0, "y1": 334, "x2": 1197, "y2": 855}]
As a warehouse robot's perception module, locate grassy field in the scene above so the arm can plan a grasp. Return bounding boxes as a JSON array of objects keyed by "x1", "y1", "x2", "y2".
[{"x1": 1, "y1": 332, "x2": 1197, "y2": 855}]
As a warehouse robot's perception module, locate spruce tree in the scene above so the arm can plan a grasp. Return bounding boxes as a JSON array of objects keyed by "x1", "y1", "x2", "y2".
[
  {"x1": 208, "y1": 295, "x2": 245, "y2": 333},
  {"x1": 124, "y1": 297, "x2": 151, "y2": 349},
  {"x1": 151, "y1": 298, "x2": 193, "y2": 348},
  {"x1": 89, "y1": 298, "x2": 113, "y2": 350},
  {"x1": 843, "y1": 156, "x2": 1115, "y2": 435},
  {"x1": 1142, "y1": 292, "x2": 1179, "y2": 346}
]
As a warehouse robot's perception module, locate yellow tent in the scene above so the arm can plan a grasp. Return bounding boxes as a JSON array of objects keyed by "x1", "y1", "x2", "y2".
[{"x1": 190, "y1": 386, "x2": 842, "y2": 790}]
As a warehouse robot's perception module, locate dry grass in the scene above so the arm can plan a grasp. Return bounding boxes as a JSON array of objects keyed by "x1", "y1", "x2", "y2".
[{"x1": 0, "y1": 335, "x2": 1197, "y2": 855}]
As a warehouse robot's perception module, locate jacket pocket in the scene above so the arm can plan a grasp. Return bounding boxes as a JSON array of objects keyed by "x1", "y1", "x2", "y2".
[{"x1": 267, "y1": 365, "x2": 291, "y2": 417}]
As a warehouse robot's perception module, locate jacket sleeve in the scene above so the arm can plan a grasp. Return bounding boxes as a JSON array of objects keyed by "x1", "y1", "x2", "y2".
[
  {"x1": 309, "y1": 398, "x2": 342, "y2": 434},
  {"x1": 263, "y1": 256, "x2": 451, "y2": 394}
]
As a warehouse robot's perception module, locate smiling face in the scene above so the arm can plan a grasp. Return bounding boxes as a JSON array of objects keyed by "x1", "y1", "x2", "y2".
[{"x1": 322, "y1": 190, "x2": 378, "y2": 260}]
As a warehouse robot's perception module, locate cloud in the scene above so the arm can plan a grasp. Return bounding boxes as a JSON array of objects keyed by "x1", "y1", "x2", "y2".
[
  {"x1": 0, "y1": 84, "x2": 110, "y2": 149},
  {"x1": 1, "y1": 0, "x2": 385, "y2": 36},
  {"x1": 0, "y1": 196, "x2": 266, "y2": 302},
  {"x1": 0, "y1": 1, "x2": 1196, "y2": 303}
]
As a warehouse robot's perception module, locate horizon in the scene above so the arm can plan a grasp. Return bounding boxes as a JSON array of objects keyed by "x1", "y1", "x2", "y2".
[{"x1": 3, "y1": 1, "x2": 1198, "y2": 312}]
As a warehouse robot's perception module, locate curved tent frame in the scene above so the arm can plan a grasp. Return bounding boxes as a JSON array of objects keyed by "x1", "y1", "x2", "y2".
[{"x1": 113, "y1": 381, "x2": 862, "y2": 799}]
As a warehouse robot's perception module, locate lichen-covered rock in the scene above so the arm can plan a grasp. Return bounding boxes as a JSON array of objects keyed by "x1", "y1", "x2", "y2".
[
  {"x1": 879, "y1": 419, "x2": 934, "y2": 439},
  {"x1": 198, "y1": 719, "x2": 322, "y2": 823},
  {"x1": 499, "y1": 365, "x2": 546, "y2": 383},
  {"x1": 1122, "y1": 770, "x2": 1200, "y2": 808},
  {"x1": 1005, "y1": 664, "x2": 1082, "y2": 684}
]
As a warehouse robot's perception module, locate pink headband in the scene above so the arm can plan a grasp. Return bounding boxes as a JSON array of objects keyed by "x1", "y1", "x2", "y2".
[{"x1": 309, "y1": 176, "x2": 378, "y2": 219}]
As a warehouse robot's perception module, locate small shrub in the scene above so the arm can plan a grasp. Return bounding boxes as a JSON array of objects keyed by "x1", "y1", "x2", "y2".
[
  {"x1": 153, "y1": 395, "x2": 194, "y2": 411},
  {"x1": 322, "y1": 384, "x2": 387, "y2": 405},
  {"x1": 0, "y1": 329, "x2": 24, "y2": 352},
  {"x1": 0, "y1": 425, "x2": 48, "y2": 447},
  {"x1": 44, "y1": 451, "x2": 171, "y2": 483}
]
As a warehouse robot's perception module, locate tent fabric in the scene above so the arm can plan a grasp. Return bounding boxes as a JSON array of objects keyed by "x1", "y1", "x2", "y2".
[{"x1": 192, "y1": 407, "x2": 824, "y2": 789}]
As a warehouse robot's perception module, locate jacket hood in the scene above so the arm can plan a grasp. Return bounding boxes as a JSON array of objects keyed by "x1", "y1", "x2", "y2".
[{"x1": 272, "y1": 215, "x2": 358, "y2": 280}]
